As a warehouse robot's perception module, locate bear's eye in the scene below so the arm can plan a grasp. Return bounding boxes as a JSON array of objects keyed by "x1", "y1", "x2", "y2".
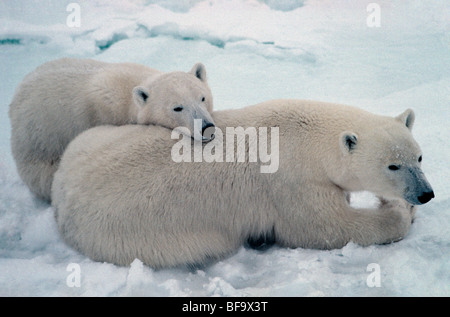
[
  {"x1": 173, "y1": 106, "x2": 184, "y2": 112},
  {"x1": 418, "y1": 155, "x2": 422, "y2": 163},
  {"x1": 201, "y1": 96, "x2": 205, "y2": 102},
  {"x1": 388, "y1": 165, "x2": 400, "y2": 171}
]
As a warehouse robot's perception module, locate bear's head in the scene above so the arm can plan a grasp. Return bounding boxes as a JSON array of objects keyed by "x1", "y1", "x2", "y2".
[
  {"x1": 132, "y1": 63, "x2": 215, "y2": 142},
  {"x1": 338, "y1": 109, "x2": 434, "y2": 205}
]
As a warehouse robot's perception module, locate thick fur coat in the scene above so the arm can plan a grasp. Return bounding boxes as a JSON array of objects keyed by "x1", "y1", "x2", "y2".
[
  {"x1": 9, "y1": 58, "x2": 213, "y2": 201},
  {"x1": 52, "y1": 99, "x2": 434, "y2": 268}
]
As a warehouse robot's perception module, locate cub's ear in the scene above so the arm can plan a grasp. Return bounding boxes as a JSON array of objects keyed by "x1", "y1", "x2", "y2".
[
  {"x1": 190, "y1": 63, "x2": 207, "y2": 82},
  {"x1": 340, "y1": 131, "x2": 358, "y2": 154},
  {"x1": 396, "y1": 108, "x2": 415, "y2": 131},
  {"x1": 132, "y1": 86, "x2": 149, "y2": 108}
]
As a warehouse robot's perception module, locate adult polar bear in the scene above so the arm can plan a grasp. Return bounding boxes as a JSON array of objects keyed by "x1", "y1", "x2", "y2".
[
  {"x1": 52, "y1": 99, "x2": 434, "y2": 268},
  {"x1": 9, "y1": 58, "x2": 214, "y2": 202}
]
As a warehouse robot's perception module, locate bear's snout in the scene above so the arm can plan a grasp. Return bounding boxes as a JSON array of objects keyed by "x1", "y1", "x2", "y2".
[
  {"x1": 417, "y1": 190, "x2": 435, "y2": 204},
  {"x1": 202, "y1": 122, "x2": 215, "y2": 143}
]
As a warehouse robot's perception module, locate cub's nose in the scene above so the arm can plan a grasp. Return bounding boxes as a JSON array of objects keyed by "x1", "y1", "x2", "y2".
[
  {"x1": 202, "y1": 122, "x2": 215, "y2": 142},
  {"x1": 418, "y1": 191, "x2": 435, "y2": 204}
]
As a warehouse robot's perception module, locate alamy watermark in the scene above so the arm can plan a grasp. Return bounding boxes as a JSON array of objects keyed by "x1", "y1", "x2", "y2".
[
  {"x1": 66, "y1": 3, "x2": 81, "y2": 28},
  {"x1": 366, "y1": 3, "x2": 381, "y2": 28},
  {"x1": 171, "y1": 120, "x2": 280, "y2": 173},
  {"x1": 366, "y1": 263, "x2": 381, "y2": 287},
  {"x1": 66, "y1": 263, "x2": 81, "y2": 287}
]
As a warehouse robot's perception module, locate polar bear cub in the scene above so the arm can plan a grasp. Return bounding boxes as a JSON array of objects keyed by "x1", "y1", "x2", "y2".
[{"x1": 9, "y1": 58, "x2": 215, "y2": 202}]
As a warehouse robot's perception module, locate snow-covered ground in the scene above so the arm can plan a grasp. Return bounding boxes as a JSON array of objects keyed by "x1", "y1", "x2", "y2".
[{"x1": 0, "y1": 0, "x2": 448, "y2": 296}]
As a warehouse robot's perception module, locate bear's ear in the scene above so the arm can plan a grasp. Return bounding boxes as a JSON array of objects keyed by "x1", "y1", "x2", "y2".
[
  {"x1": 132, "y1": 86, "x2": 149, "y2": 108},
  {"x1": 190, "y1": 63, "x2": 207, "y2": 82},
  {"x1": 340, "y1": 131, "x2": 358, "y2": 154},
  {"x1": 396, "y1": 108, "x2": 415, "y2": 131}
]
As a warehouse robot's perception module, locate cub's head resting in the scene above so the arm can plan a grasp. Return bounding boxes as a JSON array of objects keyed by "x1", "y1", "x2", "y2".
[{"x1": 133, "y1": 63, "x2": 215, "y2": 143}]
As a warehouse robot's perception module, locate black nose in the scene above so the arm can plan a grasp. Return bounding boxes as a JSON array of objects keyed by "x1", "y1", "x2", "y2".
[
  {"x1": 418, "y1": 191, "x2": 435, "y2": 204},
  {"x1": 202, "y1": 122, "x2": 215, "y2": 140}
]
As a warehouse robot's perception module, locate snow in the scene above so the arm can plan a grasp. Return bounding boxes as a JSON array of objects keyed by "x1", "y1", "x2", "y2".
[{"x1": 0, "y1": 0, "x2": 449, "y2": 296}]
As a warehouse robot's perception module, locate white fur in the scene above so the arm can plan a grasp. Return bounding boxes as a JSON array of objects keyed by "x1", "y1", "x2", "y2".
[
  {"x1": 9, "y1": 58, "x2": 214, "y2": 201},
  {"x1": 52, "y1": 99, "x2": 433, "y2": 268}
]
